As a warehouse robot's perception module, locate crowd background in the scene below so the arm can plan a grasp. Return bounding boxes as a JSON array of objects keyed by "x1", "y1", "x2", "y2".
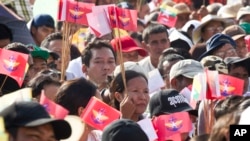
[{"x1": 1, "y1": 0, "x2": 250, "y2": 141}]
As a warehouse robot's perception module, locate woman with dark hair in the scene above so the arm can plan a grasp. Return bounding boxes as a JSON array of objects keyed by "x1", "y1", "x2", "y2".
[
  {"x1": 55, "y1": 77, "x2": 102, "y2": 141},
  {"x1": 109, "y1": 70, "x2": 149, "y2": 122}
]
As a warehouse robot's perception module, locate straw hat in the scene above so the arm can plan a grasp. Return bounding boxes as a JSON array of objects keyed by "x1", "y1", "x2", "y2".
[
  {"x1": 192, "y1": 14, "x2": 230, "y2": 44},
  {"x1": 173, "y1": 3, "x2": 191, "y2": 15},
  {"x1": 217, "y1": 3, "x2": 243, "y2": 19}
]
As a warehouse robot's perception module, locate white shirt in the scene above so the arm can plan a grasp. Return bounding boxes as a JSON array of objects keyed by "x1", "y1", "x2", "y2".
[
  {"x1": 138, "y1": 56, "x2": 155, "y2": 74},
  {"x1": 66, "y1": 57, "x2": 86, "y2": 79}
]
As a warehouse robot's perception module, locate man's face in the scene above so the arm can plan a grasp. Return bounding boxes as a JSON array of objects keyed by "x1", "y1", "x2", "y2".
[
  {"x1": 14, "y1": 123, "x2": 56, "y2": 141},
  {"x1": 162, "y1": 59, "x2": 181, "y2": 89},
  {"x1": 229, "y1": 65, "x2": 249, "y2": 94},
  {"x1": 146, "y1": 32, "x2": 170, "y2": 60},
  {"x1": 47, "y1": 40, "x2": 67, "y2": 71},
  {"x1": 85, "y1": 47, "x2": 116, "y2": 86},
  {"x1": 32, "y1": 26, "x2": 55, "y2": 46},
  {"x1": 25, "y1": 57, "x2": 47, "y2": 84}
]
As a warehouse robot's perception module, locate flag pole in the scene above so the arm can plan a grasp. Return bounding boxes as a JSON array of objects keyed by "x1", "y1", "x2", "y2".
[
  {"x1": 112, "y1": 6, "x2": 127, "y2": 95},
  {"x1": 0, "y1": 76, "x2": 8, "y2": 95}
]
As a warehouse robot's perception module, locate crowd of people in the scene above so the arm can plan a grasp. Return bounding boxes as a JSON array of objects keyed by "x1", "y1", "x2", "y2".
[{"x1": 1, "y1": 0, "x2": 250, "y2": 141}]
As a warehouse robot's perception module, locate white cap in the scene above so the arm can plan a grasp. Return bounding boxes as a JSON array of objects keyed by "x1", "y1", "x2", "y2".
[{"x1": 113, "y1": 61, "x2": 148, "y2": 78}]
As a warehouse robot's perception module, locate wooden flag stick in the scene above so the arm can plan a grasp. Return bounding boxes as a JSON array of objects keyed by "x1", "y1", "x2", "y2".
[
  {"x1": 112, "y1": 6, "x2": 127, "y2": 94},
  {"x1": 0, "y1": 75, "x2": 8, "y2": 96},
  {"x1": 61, "y1": 22, "x2": 72, "y2": 81}
]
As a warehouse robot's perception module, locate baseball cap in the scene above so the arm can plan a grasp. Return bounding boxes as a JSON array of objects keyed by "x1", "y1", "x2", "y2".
[
  {"x1": 102, "y1": 119, "x2": 148, "y2": 141},
  {"x1": 26, "y1": 44, "x2": 49, "y2": 60},
  {"x1": 240, "y1": 22, "x2": 250, "y2": 34},
  {"x1": 169, "y1": 59, "x2": 204, "y2": 81},
  {"x1": 198, "y1": 33, "x2": 236, "y2": 60},
  {"x1": 0, "y1": 101, "x2": 71, "y2": 140},
  {"x1": 224, "y1": 56, "x2": 250, "y2": 74},
  {"x1": 31, "y1": 14, "x2": 55, "y2": 28},
  {"x1": 113, "y1": 61, "x2": 148, "y2": 78},
  {"x1": 149, "y1": 89, "x2": 194, "y2": 117},
  {"x1": 40, "y1": 46, "x2": 60, "y2": 60},
  {"x1": 222, "y1": 25, "x2": 246, "y2": 40},
  {"x1": 237, "y1": 6, "x2": 250, "y2": 20},
  {"x1": 200, "y1": 55, "x2": 228, "y2": 74},
  {"x1": 111, "y1": 36, "x2": 148, "y2": 57}
]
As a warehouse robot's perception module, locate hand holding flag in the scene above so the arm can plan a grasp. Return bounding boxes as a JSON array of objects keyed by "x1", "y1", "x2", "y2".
[
  {"x1": 152, "y1": 112, "x2": 192, "y2": 141},
  {"x1": 40, "y1": 91, "x2": 69, "y2": 119},
  {"x1": 80, "y1": 96, "x2": 121, "y2": 130},
  {"x1": 0, "y1": 48, "x2": 28, "y2": 87}
]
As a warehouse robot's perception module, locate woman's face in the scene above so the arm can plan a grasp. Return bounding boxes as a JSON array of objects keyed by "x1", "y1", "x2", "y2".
[{"x1": 125, "y1": 76, "x2": 149, "y2": 115}]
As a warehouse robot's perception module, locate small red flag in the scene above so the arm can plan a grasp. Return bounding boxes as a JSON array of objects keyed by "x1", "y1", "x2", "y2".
[
  {"x1": 58, "y1": 0, "x2": 95, "y2": 25},
  {"x1": 218, "y1": 74, "x2": 244, "y2": 97},
  {"x1": 40, "y1": 91, "x2": 69, "y2": 119},
  {"x1": 107, "y1": 6, "x2": 137, "y2": 31},
  {"x1": 80, "y1": 96, "x2": 121, "y2": 130},
  {"x1": 206, "y1": 70, "x2": 220, "y2": 99},
  {"x1": 0, "y1": 48, "x2": 28, "y2": 87},
  {"x1": 157, "y1": 11, "x2": 177, "y2": 28},
  {"x1": 152, "y1": 112, "x2": 192, "y2": 141}
]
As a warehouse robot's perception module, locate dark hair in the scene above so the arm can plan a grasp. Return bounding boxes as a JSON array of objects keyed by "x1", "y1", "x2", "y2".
[
  {"x1": 0, "y1": 24, "x2": 13, "y2": 41},
  {"x1": 109, "y1": 70, "x2": 148, "y2": 110},
  {"x1": 214, "y1": 95, "x2": 245, "y2": 120},
  {"x1": 158, "y1": 53, "x2": 184, "y2": 78},
  {"x1": 4, "y1": 42, "x2": 30, "y2": 54},
  {"x1": 27, "y1": 70, "x2": 61, "y2": 98},
  {"x1": 70, "y1": 44, "x2": 81, "y2": 60},
  {"x1": 81, "y1": 39, "x2": 116, "y2": 67},
  {"x1": 142, "y1": 23, "x2": 168, "y2": 43},
  {"x1": 227, "y1": 62, "x2": 250, "y2": 75},
  {"x1": 0, "y1": 42, "x2": 31, "y2": 95},
  {"x1": 130, "y1": 32, "x2": 143, "y2": 43},
  {"x1": 40, "y1": 32, "x2": 63, "y2": 49},
  {"x1": 55, "y1": 78, "x2": 97, "y2": 115}
]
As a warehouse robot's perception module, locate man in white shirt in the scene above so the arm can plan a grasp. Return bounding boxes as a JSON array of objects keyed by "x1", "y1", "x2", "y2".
[{"x1": 139, "y1": 23, "x2": 170, "y2": 73}]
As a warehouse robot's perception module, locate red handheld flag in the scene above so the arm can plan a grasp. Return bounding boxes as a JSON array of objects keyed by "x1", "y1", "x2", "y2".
[
  {"x1": 40, "y1": 91, "x2": 69, "y2": 119},
  {"x1": 80, "y1": 96, "x2": 121, "y2": 130},
  {"x1": 58, "y1": 0, "x2": 95, "y2": 25},
  {"x1": 157, "y1": 12, "x2": 177, "y2": 28},
  {"x1": 0, "y1": 48, "x2": 28, "y2": 87},
  {"x1": 218, "y1": 74, "x2": 244, "y2": 97},
  {"x1": 152, "y1": 112, "x2": 192, "y2": 141},
  {"x1": 107, "y1": 6, "x2": 137, "y2": 31}
]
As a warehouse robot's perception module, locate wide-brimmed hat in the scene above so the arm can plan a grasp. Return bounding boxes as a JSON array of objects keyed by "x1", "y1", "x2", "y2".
[
  {"x1": 173, "y1": 3, "x2": 191, "y2": 15},
  {"x1": 198, "y1": 33, "x2": 236, "y2": 60},
  {"x1": 237, "y1": 6, "x2": 250, "y2": 20},
  {"x1": 217, "y1": 3, "x2": 242, "y2": 19},
  {"x1": 192, "y1": 14, "x2": 230, "y2": 44},
  {"x1": 0, "y1": 101, "x2": 71, "y2": 140},
  {"x1": 222, "y1": 25, "x2": 246, "y2": 40}
]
